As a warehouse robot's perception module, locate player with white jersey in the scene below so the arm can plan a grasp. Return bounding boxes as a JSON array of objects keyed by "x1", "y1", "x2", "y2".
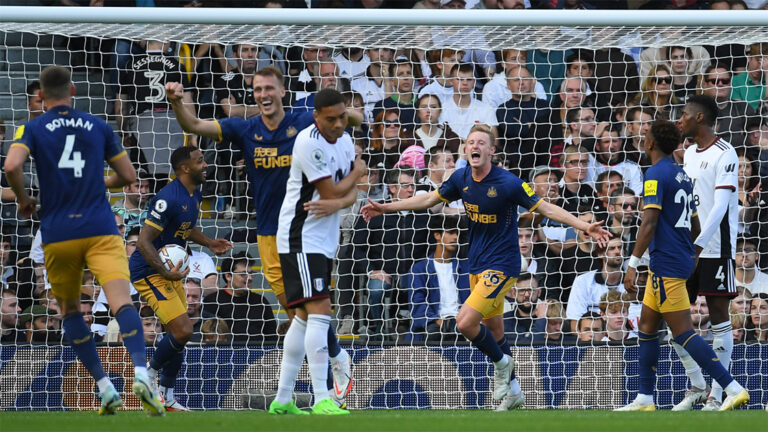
[
  {"x1": 270, "y1": 89, "x2": 365, "y2": 416},
  {"x1": 674, "y1": 95, "x2": 740, "y2": 411}
]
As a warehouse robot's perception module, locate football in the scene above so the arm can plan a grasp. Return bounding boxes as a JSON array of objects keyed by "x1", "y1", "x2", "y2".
[{"x1": 158, "y1": 244, "x2": 190, "y2": 273}]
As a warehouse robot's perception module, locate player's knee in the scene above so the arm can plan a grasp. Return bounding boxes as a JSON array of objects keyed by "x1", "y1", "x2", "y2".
[
  {"x1": 456, "y1": 316, "x2": 475, "y2": 336},
  {"x1": 170, "y1": 320, "x2": 193, "y2": 344}
]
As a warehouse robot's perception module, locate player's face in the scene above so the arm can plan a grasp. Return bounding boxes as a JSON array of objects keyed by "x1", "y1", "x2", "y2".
[
  {"x1": 253, "y1": 74, "x2": 285, "y2": 117},
  {"x1": 314, "y1": 102, "x2": 348, "y2": 142},
  {"x1": 678, "y1": 105, "x2": 701, "y2": 139},
  {"x1": 465, "y1": 131, "x2": 495, "y2": 170},
  {"x1": 1, "y1": 293, "x2": 20, "y2": 328},
  {"x1": 186, "y1": 150, "x2": 208, "y2": 185},
  {"x1": 750, "y1": 298, "x2": 768, "y2": 329}
]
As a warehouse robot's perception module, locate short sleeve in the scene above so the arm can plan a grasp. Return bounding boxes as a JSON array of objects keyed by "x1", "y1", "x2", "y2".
[
  {"x1": 715, "y1": 150, "x2": 738, "y2": 191},
  {"x1": 104, "y1": 123, "x2": 126, "y2": 163},
  {"x1": 10, "y1": 124, "x2": 32, "y2": 154},
  {"x1": 507, "y1": 176, "x2": 542, "y2": 211},
  {"x1": 436, "y1": 169, "x2": 463, "y2": 203},
  {"x1": 642, "y1": 167, "x2": 663, "y2": 210},
  {"x1": 218, "y1": 116, "x2": 247, "y2": 145},
  {"x1": 144, "y1": 193, "x2": 175, "y2": 232},
  {"x1": 293, "y1": 135, "x2": 332, "y2": 183}
]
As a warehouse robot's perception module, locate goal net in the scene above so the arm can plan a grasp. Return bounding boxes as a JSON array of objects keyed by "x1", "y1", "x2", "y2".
[{"x1": 0, "y1": 8, "x2": 767, "y2": 411}]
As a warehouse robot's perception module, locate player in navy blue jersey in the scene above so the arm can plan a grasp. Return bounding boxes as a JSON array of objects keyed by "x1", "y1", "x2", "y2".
[
  {"x1": 166, "y1": 66, "x2": 363, "y2": 407},
  {"x1": 617, "y1": 119, "x2": 748, "y2": 411},
  {"x1": 361, "y1": 123, "x2": 611, "y2": 410},
  {"x1": 129, "y1": 146, "x2": 232, "y2": 412},
  {"x1": 3, "y1": 65, "x2": 164, "y2": 416}
]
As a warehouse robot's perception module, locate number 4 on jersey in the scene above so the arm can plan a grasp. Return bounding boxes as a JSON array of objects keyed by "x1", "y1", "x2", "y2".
[{"x1": 58, "y1": 134, "x2": 85, "y2": 178}]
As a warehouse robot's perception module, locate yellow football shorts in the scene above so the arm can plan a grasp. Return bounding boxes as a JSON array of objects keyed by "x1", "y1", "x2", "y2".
[
  {"x1": 642, "y1": 271, "x2": 690, "y2": 313},
  {"x1": 466, "y1": 270, "x2": 517, "y2": 318},
  {"x1": 133, "y1": 274, "x2": 186, "y2": 324},
  {"x1": 43, "y1": 235, "x2": 129, "y2": 300},
  {"x1": 257, "y1": 234, "x2": 284, "y2": 297}
]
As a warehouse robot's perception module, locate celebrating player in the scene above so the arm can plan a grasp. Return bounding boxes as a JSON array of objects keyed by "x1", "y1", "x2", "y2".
[
  {"x1": 673, "y1": 95, "x2": 743, "y2": 411},
  {"x1": 361, "y1": 124, "x2": 611, "y2": 410},
  {"x1": 166, "y1": 66, "x2": 359, "y2": 407},
  {"x1": 129, "y1": 146, "x2": 232, "y2": 412},
  {"x1": 3, "y1": 65, "x2": 164, "y2": 415},
  {"x1": 269, "y1": 88, "x2": 365, "y2": 416},
  {"x1": 616, "y1": 119, "x2": 749, "y2": 412}
]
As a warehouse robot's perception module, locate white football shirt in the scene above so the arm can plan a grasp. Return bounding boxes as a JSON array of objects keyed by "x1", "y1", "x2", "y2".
[
  {"x1": 683, "y1": 137, "x2": 739, "y2": 259},
  {"x1": 277, "y1": 124, "x2": 355, "y2": 259}
]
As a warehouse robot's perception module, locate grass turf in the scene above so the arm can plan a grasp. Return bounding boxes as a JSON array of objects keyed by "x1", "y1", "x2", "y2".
[{"x1": 1, "y1": 410, "x2": 765, "y2": 432}]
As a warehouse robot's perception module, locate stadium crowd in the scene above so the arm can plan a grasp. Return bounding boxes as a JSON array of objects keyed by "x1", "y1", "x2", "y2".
[{"x1": 1, "y1": 0, "x2": 768, "y2": 348}]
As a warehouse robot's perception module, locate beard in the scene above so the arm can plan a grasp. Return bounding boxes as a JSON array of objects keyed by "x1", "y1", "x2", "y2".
[
  {"x1": 31, "y1": 329, "x2": 62, "y2": 343},
  {"x1": 517, "y1": 303, "x2": 532, "y2": 315}
]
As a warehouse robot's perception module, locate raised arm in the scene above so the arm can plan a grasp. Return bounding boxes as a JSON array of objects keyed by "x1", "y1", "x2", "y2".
[
  {"x1": 166, "y1": 82, "x2": 222, "y2": 140},
  {"x1": 534, "y1": 200, "x2": 612, "y2": 247},
  {"x1": 3, "y1": 145, "x2": 35, "y2": 218},
  {"x1": 105, "y1": 153, "x2": 137, "y2": 189},
  {"x1": 361, "y1": 191, "x2": 442, "y2": 221}
]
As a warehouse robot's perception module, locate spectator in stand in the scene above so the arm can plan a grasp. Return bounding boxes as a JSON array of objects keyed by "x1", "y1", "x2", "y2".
[
  {"x1": 411, "y1": 94, "x2": 462, "y2": 154},
  {"x1": 413, "y1": 0, "x2": 441, "y2": 7},
  {"x1": 292, "y1": 61, "x2": 350, "y2": 114},
  {"x1": 372, "y1": 56, "x2": 418, "y2": 131},
  {"x1": 691, "y1": 295, "x2": 713, "y2": 342},
  {"x1": 503, "y1": 272, "x2": 544, "y2": 344},
  {"x1": 736, "y1": 153, "x2": 766, "y2": 236},
  {"x1": 286, "y1": 45, "x2": 329, "y2": 103},
  {"x1": 415, "y1": 147, "x2": 463, "y2": 214},
  {"x1": 418, "y1": 49, "x2": 462, "y2": 105},
  {"x1": 0, "y1": 235, "x2": 14, "y2": 288},
  {"x1": 352, "y1": 169, "x2": 431, "y2": 337},
  {"x1": 530, "y1": 77, "x2": 589, "y2": 168},
  {"x1": 184, "y1": 277, "x2": 213, "y2": 343},
  {"x1": 639, "y1": 43, "x2": 710, "y2": 83},
  {"x1": 592, "y1": 46, "x2": 640, "y2": 110},
  {"x1": 529, "y1": 166, "x2": 573, "y2": 256},
  {"x1": 215, "y1": 43, "x2": 260, "y2": 119},
  {"x1": 116, "y1": 39, "x2": 193, "y2": 181},
  {"x1": 592, "y1": 170, "x2": 624, "y2": 221},
  {"x1": 544, "y1": 211, "x2": 601, "y2": 302},
  {"x1": 407, "y1": 215, "x2": 470, "y2": 342},
  {"x1": 441, "y1": 63, "x2": 498, "y2": 140},
  {"x1": 80, "y1": 294, "x2": 94, "y2": 329},
  {"x1": 564, "y1": 107, "x2": 597, "y2": 149},
  {"x1": 140, "y1": 305, "x2": 161, "y2": 345},
  {"x1": 333, "y1": 47, "x2": 370, "y2": 81},
  {"x1": 635, "y1": 65, "x2": 683, "y2": 121},
  {"x1": 112, "y1": 175, "x2": 150, "y2": 231},
  {"x1": 2, "y1": 81, "x2": 42, "y2": 191},
  {"x1": 700, "y1": 64, "x2": 757, "y2": 150},
  {"x1": 20, "y1": 304, "x2": 60, "y2": 344},
  {"x1": 598, "y1": 289, "x2": 635, "y2": 341},
  {"x1": 542, "y1": 299, "x2": 572, "y2": 344},
  {"x1": 606, "y1": 187, "x2": 639, "y2": 257},
  {"x1": 518, "y1": 217, "x2": 545, "y2": 284},
  {"x1": 666, "y1": 46, "x2": 699, "y2": 103},
  {"x1": 203, "y1": 252, "x2": 277, "y2": 343},
  {"x1": 731, "y1": 43, "x2": 768, "y2": 111},
  {"x1": 731, "y1": 306, "x2": 746, "y2": 343},
  {"x1": 350, "y1": 48, "x2": 392, "y2": 123},
  {"x1": 529, "y1": 49, "x2": 573, "y2": 100},
  {"x1": 187, "y1": 248, "x2": 218, "y2": 298},
  {"x1": 735, "y1": 237, "x2": 768, "y2": 295},
  {"x1": 744, "y1": 119, "x2": 768, "y2": 179},
  {"x1": 564, "y1": 52, "x2": 596, "y2": 96},
  {"x1": 731, "y1": 286, "x2": 752, "y2": 317},
  {"x1": 576, "y1": 312, "x2": 606, "y2": 343},
  {"x1": 586, "y1": 125, "x2": 644, "y2": 195},
  {"x1": 565, "y1": 237, "x2": 625, "y2": 332},
  {"x1": 559, "y1": 145, "x2": 596, "y2": 213},
  {"x1": 496, "y1": 66, "x2": 549, "y2": 171},
  {"x1": 483, "y1": 49, "x2": 547, "y2": 109},
  {"x1": 200, "y1": 318, "x2": 231, "y2": 345},
  {"x1": 0, "y1": 289, "x2": 24, "y2": 343},
  {"x1": 745, "y1": 294, "x2": 768, "y2": 342},
  {"x1": 369, "y1": 109, "x2": 414, "y2": 170},
  {"x1": 623, "y1": 107, "x2": 655, "y2": 167}
]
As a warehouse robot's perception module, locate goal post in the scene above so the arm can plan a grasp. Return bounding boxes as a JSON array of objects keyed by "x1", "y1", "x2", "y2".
[{"x1": 0, "y1": 7, "x2": 766, "y2": 411}]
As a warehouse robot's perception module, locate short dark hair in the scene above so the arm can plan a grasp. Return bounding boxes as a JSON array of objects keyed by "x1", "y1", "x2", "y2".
[
  {"x1": 80, "y1": 293, "x2": 94, "y2": 305},
  {"x1": 389, "y1": 57, "x2": 414, "y2": 79},
  {"x1": 609, "y1": 186, "x2": 636, "y2": 206},
  {"x1": 649, "y1": 118, "x2": 682, "y2": 155},
  {"x1": 424, "y1": 146, "x2": 452, "y2": 167},
  {"x1": 566, "y1": 52, "x2": 594, "y2": 70},
  {"x1": 703, "y1": 62, "x2": 731, "y2": 78},
  {"x1": 686, "y1": 95, "x2": 719, "y2": 127},
  {"x1": 221, "y1": 251, "x2": 252, "y2": 276},
  {"x1": 517, "y1": 272, "x2": 534, "y2": 284},
  {"x1": 39, "y1": 66, "x2": 72, "y2": 100},
  {"x1": 450, "y1": 62, "x2": 475, "y2": 77},
  {"x1": 26, "y1": 81, "x2": 40, "y2": 99},
  {"x1": 578, "y1": 311, "x2": 604, "y2": 330},
  {"x1": 626, "y1": 106, "x2": 655, "y2": 123},
  {"x1": 314, "y1": 88, "x2": 345, "y2": 112},
  {"x1": 666, "y1": 45, "x2": 693, "y2": 60},
  {"x1": 736, "y1": 236, "x2": 757, "y2": 250},
  {"x1": 430, "y1": 214, "x2": 463, "y2": 233},
  {"x1": 170, "y1": 146, "x2": 198, "y2": 172},
  {"x1": 126, "y1": 226, "x2": 141, "y2": 239},
  {"x1": 385, "y1": 168, "x2": 416, "y2": 185}
]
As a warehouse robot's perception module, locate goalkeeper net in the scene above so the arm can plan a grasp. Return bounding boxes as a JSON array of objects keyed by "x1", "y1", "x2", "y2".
[{"x1": 0, "y1": 8, "x2": 767, "y2": 411}]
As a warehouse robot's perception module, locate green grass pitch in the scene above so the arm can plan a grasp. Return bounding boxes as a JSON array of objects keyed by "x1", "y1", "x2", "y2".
[{"x1": 1, "y1": 410, "x2": 765, "y2": 432}]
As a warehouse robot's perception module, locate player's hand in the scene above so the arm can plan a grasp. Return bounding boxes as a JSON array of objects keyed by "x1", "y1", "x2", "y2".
[
  {"x1": 208, "y1": 238, "x2": 233, "y2": 255},
  {"x1": 304, "y1": 199, "x2": 341, "y2": 218},
  {"x1": 585, "y1": 220, "x2": 612, "y2": 248},
  {"x1": 17, "y1": 196, "x2": 37, "y2": 219},
  {"x1": 165, "y1": 82, "x2": 185, "y2": 103},
  {"x1": 361, "y1": 199, "x2": 387, "y2": 221},
  {"x1": 623, "y1": 266, "x2": 637, "y2": 296},
  {"x1": 164, "y1": 260, "x2": 190, "y2": 281}
]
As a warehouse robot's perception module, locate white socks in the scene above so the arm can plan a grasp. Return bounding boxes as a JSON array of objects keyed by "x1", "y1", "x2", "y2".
[
  {"x1": 493, "y1": 356, "x2": 509, "y2": 369},
  {"x1": 96, "y1": 377, "x2": 114, "y2": 394},
  {"x1": 275, "y1": 316, "x2": 307, "y2": 404},
  {"x1": 670, "y1": 338, "x2": 707, "y2": 389},
  {"x1": 635, "y1": 394, "x2": 654, "y2": 405},
  {"x1": 135, "y1": 366, "x2": 148, "y2": 382},
  {"x1": 710, "y1": 321, "x2": 734, "y2": 402},
  {"x1": 159, "y1": 385, "x2": 174, "y2": 402},
  {"x1": 306, "y1": 314, "x2": 331, "y2": 403}
]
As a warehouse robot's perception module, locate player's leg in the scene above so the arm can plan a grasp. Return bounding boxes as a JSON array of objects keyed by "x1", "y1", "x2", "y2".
[
  {"x1": 328, "y1": 325, "x2": 353, "y2": 406},
  {"x1": 670, "y1": 267, "x2": 708, "y2": 410},
  {"x1": 46, "y1": 238, "x2": 123, "y2": 415},
  {"x1": 704, "y1": 294, "x2": 734, "y2": 407},
  {"x1": 257, "y1": 235, "x2": 294, "y2": 334}
]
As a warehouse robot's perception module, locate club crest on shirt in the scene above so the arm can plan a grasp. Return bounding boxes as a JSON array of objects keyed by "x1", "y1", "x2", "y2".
[
  {"x1": 286, "y1": 126, "x2": 298, "y2": 138},
  {"x1": 487, "y1": 187, "x2": 497, "y2": 198},
  {"x1": 254, "y1": 133, "x2": 263, "y2": 141},
  {"x1": 463, "y1": 186, "x2": 469, "y2": 192}
]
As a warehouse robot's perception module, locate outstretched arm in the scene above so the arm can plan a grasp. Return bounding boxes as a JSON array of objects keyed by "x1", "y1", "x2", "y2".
[
  {"x1": 361, "y1": 191, "x2": 442, "y2": 221},
  {"x1": 188, "y1": 227, "x2": 233, "y2": 256},
  {"x1": 534, "y1": 200, "x2": 612, "y2": 247},
  {"x1": 167, "y1": 82, "x2": 222, "y2": 140}
]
